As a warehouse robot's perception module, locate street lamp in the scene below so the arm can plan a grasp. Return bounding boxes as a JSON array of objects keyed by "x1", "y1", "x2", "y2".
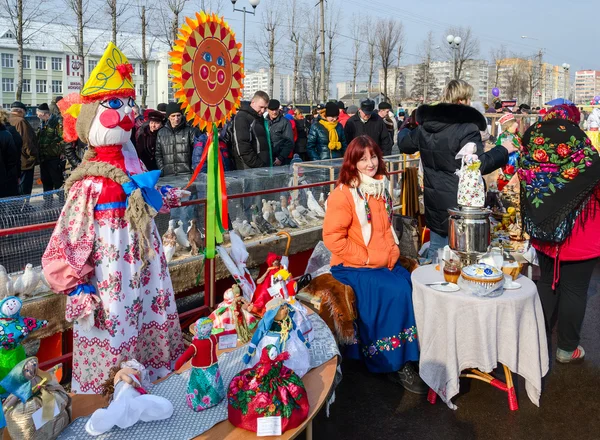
[
  {"x1": 231, "y1": 0, "x2": 260, "y2": 57},
  {"x1": 447, "y1": 34, "x2": 461, "y2": 79},
  {"x1": 562, "y1": 62, "x2": 570, "y2": 100}
]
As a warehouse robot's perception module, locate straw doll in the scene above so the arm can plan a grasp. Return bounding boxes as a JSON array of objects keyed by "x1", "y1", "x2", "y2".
[{"x1": 42, "y1": 43, "x2": 185, "y2": 393}]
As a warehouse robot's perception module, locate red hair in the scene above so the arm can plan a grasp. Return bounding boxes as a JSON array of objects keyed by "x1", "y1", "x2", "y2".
[{"x1": 338, "y1": 135, "x2": 387, "y2": 186}]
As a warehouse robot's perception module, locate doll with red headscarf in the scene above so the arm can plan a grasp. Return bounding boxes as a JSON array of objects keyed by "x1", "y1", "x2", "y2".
[
  {"x1": 248, "y1": 252, "x2": 282, "y2": 316},
  {"x1": 228, "y1": 344, "x2": 309, "y2": 433},
  {"x1": 42, "y1": 43, "x2": 185, "y2": 393}
]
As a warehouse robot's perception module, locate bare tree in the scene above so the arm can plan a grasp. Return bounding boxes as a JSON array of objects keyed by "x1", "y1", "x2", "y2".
[
  {"x1": 303, "y1": 8, "x2": 321, "y2": 106},
  {"x1": 442, "y1": 26, "x2": 479, "y2": 80},
  {"x1": 287, "y1": 0, "x2": 305, "y2": 106},
  {"x1": 253, "y1": 1, "x2": 282, "y2": 98},
  {"x1": 527, "y1": 50, "x2": 543, "y2": 106},
  {"x1": 364, "y1": 16, "x2": 377, "y2": 97},
  {"x1": 64, "y1": 0, "x2": 102, "y2": 87},
  {"x1": 349, "y1": 13, "x2": 362, "y2": 102},
  {"x1": 105, "y1": 0, "x2": 131, "y2": 45},
  {"x1": 324, "y1": 0, "x2": 340, "y2": 100},
  {"x1": 198, "y1": 0, "x2": 223, "y2": 12},
  {"x1": 157, "y1": 0, "x2": 187, "y2": 50},
  {"x1": 504, "y1": 57, "x2": 528, "y2": 102},
  {"x1": 139, "y1": 4, "x2": 148, "y2": 106},
  {"x1": 2, "y1": 0, "x2": 51, "y2": 101},
  {"x1": 376, "y1": 18, "x2": 404, "y2": 103},
  {"x1": 134, "y1": 1, "x2": 155, "y2": 107},
  {"x1": 412, "y1": 31, "x2": 440, "y2": 103},
  {"x1": 490, "y1": 45, "x2": 507, "y2": 88}
]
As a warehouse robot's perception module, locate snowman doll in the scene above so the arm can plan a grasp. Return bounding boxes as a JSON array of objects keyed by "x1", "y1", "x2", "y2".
[{"x1": 42, "y1": 43, "x2": 186, "y2": 393}]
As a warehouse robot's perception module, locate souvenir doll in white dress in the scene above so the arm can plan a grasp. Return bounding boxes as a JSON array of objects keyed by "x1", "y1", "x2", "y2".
[
  {"x1": 42, "y1": 43, "x2": 185, "y2": 393},
  {"x1": 85, "y1": 360, "x2": 174, "y2": 436},
  {"x1": 242, "y1": 297, "x2": 311, "y2": 377}
]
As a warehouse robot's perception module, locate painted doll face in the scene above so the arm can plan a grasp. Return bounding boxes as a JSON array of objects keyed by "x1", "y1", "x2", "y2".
[
  {"x1": 1, "y1": 297, "x2": 21, "y2": 317},
  {"x1": 193, "y1": 39, "x2": 232, "y2": 106},
  {"x1": 23, "y1": 358, "x2": 39, "y2": 380},
  {"x1": 199, "y1": 323, "x2": 212, "y2": 337},
  {"x1": 274, "y1": 305, "x2": 289, "y2": 321},
  {"x1": 88, "y1": 96, "x2": 136, "y2": 147},
  {"x1": 267, "y1": 345, "x2": 278, "y2": 360},
  {"x1": 194, "y1": 318, "x2": 214, "y2": 339}
]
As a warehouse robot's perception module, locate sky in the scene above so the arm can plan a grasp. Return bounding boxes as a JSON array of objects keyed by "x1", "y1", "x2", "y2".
[{"x1": 214, "y1": 0, "x2": 600, "y2": 83}]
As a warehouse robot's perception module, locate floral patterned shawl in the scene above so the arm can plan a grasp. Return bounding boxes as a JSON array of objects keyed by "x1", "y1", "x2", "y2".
[{"x1": 519, "y1": 115, "x2": 600, "y2": 243}]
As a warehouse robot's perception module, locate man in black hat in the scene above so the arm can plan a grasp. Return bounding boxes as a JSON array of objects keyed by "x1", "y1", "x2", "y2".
[
  {"x1": 37, "y1": 103, "x2": 66, "y2": 203},
  {"x1": 266, "y1": 99, "x2": 294, "y2": 166},
  {"x1": 135, "y1": 111, "x2": 164, "y2": 171},
  {"x1": 378, "y1": 101, "x2": 396, "y2": 145},
  {"x1": 155, "y1": 102, "x2": 198, "y2": 176},
  {"x1": 156, "y1": 103, "x2": 167, "y2": 115},
  {"x1": 9, "y1": 101, "x2": 38, "y2": 195},
  {"x1": 344, "y1": 99, "x2": 393, "y2": 155}
]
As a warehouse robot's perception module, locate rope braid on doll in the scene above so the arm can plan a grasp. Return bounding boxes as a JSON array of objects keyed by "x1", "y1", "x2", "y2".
[
  {"x1": 65, "y1": 146, "x2": 157, "y2": 266},
  {"x1": 232, "y1": 298, "x2": 251, "y2": 343},
  {"x1": 100, "y1": 366, "x2": 121, "y2": 402},
  {"x1": 278, "y1": 314, "x2": 293, "y2": 350}
]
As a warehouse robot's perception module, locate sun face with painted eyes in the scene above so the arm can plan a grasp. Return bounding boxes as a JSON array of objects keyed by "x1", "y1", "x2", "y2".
[
  {"x1": 170, "y1": 12, "x2": 244, "y2": 132},
  {"x1": 193, "y1": 39, "x2": 232, "y2": 105}
]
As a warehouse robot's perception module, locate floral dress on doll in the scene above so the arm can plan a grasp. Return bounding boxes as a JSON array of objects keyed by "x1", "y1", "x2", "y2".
[
  {"x1": 174, "y1": 318, "x2": 225, "y2": 411},
  {"x1": 42, "y1": 43, "x2": 185, "y2": 393},
  {"x1": 209, "y1": 286, "x2": 257, "y2": 343},
  {"x1": 228, "y1": 345, "x2": 309, "y2": 433}
]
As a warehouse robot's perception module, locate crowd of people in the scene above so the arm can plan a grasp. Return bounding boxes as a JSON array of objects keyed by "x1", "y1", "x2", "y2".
[
  {"x1": 3, "y1": 85, "x2": 600, "y2": 202},
  {"x1": 0, "y1": 90, "x2": 408, "y2": 196}
]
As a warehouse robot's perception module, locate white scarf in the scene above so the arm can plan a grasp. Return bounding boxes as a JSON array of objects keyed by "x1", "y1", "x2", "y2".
[{"x1": 348, "y1": 173, "x2": 399, "y2": 247}]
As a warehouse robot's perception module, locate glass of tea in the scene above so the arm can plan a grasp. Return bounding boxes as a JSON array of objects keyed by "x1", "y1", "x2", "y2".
[{"x1": 443, "y1": 259, "x2": 461, "y2": 284}]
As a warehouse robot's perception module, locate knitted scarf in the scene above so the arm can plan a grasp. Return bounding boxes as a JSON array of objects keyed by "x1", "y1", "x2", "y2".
[
  {"x1": 348, "y1": 173, "x2": 399, "y2": 247},
  {"x1": 519, "y1": 117, "x2": 600, "y2": 243},
  {"x1": 318, "y1": 120, "x2": 342, "y2": 151}
]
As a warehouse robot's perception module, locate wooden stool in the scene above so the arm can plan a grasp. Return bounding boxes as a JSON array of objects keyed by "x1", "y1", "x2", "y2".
[{"x1": 427, "y1": 364, "x2": 518, "y2": 411}]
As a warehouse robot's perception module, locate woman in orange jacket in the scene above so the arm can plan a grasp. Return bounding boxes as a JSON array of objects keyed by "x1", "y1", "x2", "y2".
[{"x1": 323, "y1": 135, "x2": 425, "y2": 394}]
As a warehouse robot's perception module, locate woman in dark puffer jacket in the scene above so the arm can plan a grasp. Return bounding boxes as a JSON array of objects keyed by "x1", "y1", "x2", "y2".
[
  {"x1": 307, "y1": 102, "x2": 347, "y2": 161},
  {"x1": 399, "y1": 80, "x2": 517, "y2": 259}
]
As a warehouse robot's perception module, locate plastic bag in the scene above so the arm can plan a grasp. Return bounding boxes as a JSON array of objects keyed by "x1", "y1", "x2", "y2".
[
  {"x1": 455, "y1": 143, "x2": 485, "y2": 208},
  {"x1": 304, "y1": 241, "x2": 331, "y2": 278}
]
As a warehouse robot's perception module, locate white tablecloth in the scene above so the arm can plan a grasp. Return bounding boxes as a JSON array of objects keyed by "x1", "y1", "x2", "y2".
[{"x1": 412, "y1": 265, "x2": 549, "y2": 409}]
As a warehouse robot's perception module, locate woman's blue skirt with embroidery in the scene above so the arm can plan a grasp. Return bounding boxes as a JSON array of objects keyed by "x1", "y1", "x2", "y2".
[{"x1": 331, "y1": 263, "x2": 419, "y2": 373}]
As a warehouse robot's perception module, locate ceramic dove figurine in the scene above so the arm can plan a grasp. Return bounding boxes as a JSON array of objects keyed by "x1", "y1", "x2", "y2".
[{"x1": 173, "y1": 219, "x2": 191, "y2": 249}]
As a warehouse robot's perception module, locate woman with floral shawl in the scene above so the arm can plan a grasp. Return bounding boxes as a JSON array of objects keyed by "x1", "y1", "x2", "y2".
[{"x1": 519, "y1": 104, "x2": 600, "y2": 364}]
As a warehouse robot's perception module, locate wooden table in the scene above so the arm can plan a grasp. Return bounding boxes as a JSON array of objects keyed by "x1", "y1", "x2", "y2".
[
  {"x1": 4, "y1": 325, "x2": 339, "y2": 440},
  {"x1": 56, "y1": 358, "x2": 337, "y2": 440}
]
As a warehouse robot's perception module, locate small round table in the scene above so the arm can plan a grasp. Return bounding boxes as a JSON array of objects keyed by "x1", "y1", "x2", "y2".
[{"x1": 411, "y1": 265, "x2": 549, "y2": 410}]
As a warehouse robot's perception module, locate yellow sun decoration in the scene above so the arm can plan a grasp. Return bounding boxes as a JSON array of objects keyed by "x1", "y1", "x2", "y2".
[{"x1": 170, "y1": 11, "x2": 244, "y2": 132}]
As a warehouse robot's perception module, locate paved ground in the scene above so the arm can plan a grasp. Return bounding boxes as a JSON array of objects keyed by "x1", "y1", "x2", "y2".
[{"x1": 306, "y1": 263, "x2": 600, "y2": 440}]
